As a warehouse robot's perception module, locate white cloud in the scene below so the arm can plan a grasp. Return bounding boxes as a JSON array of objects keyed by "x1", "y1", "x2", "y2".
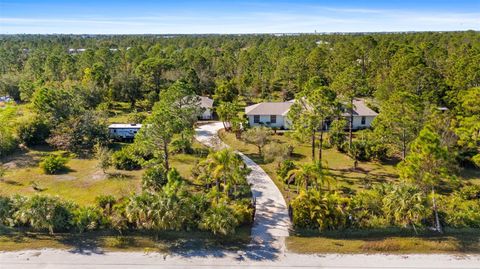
[{"x1": 0, "y1": 4, "x2": 479, "y2": 34}]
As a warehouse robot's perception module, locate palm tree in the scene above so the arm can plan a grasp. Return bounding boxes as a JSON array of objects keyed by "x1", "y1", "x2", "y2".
[
  {"x1": 383, "y1": 184, "x2": 428, "y2": 234},
  {"x1": 198, "y1": 149, "x2": 249, "y2": 197},
  {"x1": 199, "y1": 203, "x2": 238, "y2": 236},
  {"x1": 286, "y1": 161, "x2": 335, "y2": 192},
  {"x1": 125, "y1": 193, "x2": 156, "y2": 229}
]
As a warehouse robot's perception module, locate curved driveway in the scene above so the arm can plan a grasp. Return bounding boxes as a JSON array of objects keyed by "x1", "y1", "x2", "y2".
[{"x1": 195, "y1": 122, "x2": 291, "y2": 252}]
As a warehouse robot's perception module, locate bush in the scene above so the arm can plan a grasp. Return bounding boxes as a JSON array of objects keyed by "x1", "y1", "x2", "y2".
[
  {"x1": 95, "y1": 195, "x2": 117, "y2": 211},
  {"x1": 142, "y1": 164, "x2": 167, "y2": 192},
  {"x1": 290, "y1": 190, "x2": 349, "y2": 231},
  {"x1": 328, "y1": 119, "x2": 347, "y2": 151},
  {"x1": 112, "y1": 147, "x2": 142, "y2": 170},
  {"x1": 458, "y1": 185, "x2": 480, "y2": 200},
  {"x1": 72, "y1": 206, "x2": 105, "y2": 233},
  {"x1": 15, "y1": 115, "x2": 50, "y2": 146},
  {"x1": 440, "y1": 194, "x2": 480, "y2": 228},
  {"x1": 230, "y1": 199, "x2": 254, "y2": 226},
  {"x1": 199, "y1": 203, "x2": 239, "y2": 236},
  {"x1": 171, "y1": 137, "x2": 193, "y2": 154},
  {"x1": 263, "y1": 142, "x2": 290, "y2": 163},
  {"x1": 39, "y1": 155, "x2": 68, "y2": 174},
  {"x1": 0, "y1": 196, "x2": 13, "y2": 226},
  {"x1": 13, "y1": 195, "x2": 73, "y2": 234},
  {"x1": 0, "y1": 131, "x2": 17, "y2": 158},
  {"x1": 277, "y1": 160, "x2": 296, "y2": 181}
]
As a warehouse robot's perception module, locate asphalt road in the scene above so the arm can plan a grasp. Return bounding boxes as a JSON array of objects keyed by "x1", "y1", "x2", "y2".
[{"x1": 1, "y1": 250, "x2": 479, "y2": 269}]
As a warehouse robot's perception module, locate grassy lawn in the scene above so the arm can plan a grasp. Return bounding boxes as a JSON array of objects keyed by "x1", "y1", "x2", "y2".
[
  {"x1": 0, "y1": 142, "x2": 208, "y2": 206},
  {"x1": 219, "y1": 129, "x2": 480, "y2": 199},
  {"x1": 0, "y1": 226, "x2": 250, "y2": 252},
  {"x1": 287, "y1": 229, "x2": 480, "y2": 254},
  {"x1": 219, "y1": 130, "x2": 399, "y2": 200},
  {"x1": 220, "y1": 128, "x2": 480, "y2": 254}
]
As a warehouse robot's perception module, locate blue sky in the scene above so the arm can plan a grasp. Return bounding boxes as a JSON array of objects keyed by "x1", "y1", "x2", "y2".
[{"x1": 0, "y1": 0, "x2": 479, "y2": 34}]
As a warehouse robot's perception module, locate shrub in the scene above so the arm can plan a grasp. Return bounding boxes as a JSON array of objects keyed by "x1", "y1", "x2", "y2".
[
  {"x1": 230, "y1": 199, "x2": 254, "y2": 226},
  {"x1": 39, "y1": 155, "x2": 68, "y2": 174},
  {"x1": 277, "y1": 160, "x2": 296, "y2": 181},
  {"x1": 440, "y1": 193, "x2": 480, "y2": 228},
  {"x1": 263, "y1": 142, "x2": 290, "y2": 163},
  {"x1": 171, "y1": 137, "x2": 193, "y2": 154},
  {"x1": 290, "y1": 190, "x2": 349, "y2": 231},
  {"x1": 96, "y1": 195, "x2": 116, "y2": 208},
  {"x1": 199, "y1": 203, "x2": 239, "y2": 236},
  {"x1": 0, "y1": 196, "x2": 13, "y2": 226},
  {"x1": 142, "y1": 164, "x2": 167, "y2": 192},
  {"x1": 458, "y1": 185, "x2": 480, "y2": 200},
  {"x1": 112, "y1": 147, "x2": 142, "y2": 170},
  {"x1": 15, "y1": 115, "x2": 50, "y2": 146},
  {"x1": 0, "y1": 127, "x2": 17, "y2": 158},
  {"x1": 72, "y1": 206, "x2": 104, "y2": 233},
  {"x1": 13, "y1": 195, "x2": 73, "y2": 234},
  {"x1": 328, "y1": 119, "x2": 347, "y2": 151}
]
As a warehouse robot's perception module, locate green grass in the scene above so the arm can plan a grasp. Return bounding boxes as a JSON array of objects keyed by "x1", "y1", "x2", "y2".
[
  {"x1": 219, "y1": 130, "x2": 399, "y2": 200},
  {"x1": 0, "y1": 226, "x2": 251, "y2": 252},
  {"x1": 0, "y1": 143, "x2": 208, "y2": 206},
  {"x1": 287, "y1": 228, "x2": 480, "y2": 254},
  {"x1": 219, "y1": 130, "x2": 480, "y2": 198}
]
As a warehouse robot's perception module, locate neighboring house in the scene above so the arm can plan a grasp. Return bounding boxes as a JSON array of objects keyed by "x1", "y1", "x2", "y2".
[
  {"x1": 245, "y1": 98, "x2": 378, "y2": 130},
  {"x1": 342, "y1": 99, "x2": 378, "y2": 130},
  {"x1": 108, "y1": 124, "x2": 142, "y2": 141},
  {"x1": 198, "y1": 96, "x2": 214, "y2": 120},
  {"x1": 245, "y1": 101, "x2": 294, "y2": 129},
  {"x1": 0, "y1": 96, "x2": 12, "y2": 102}
]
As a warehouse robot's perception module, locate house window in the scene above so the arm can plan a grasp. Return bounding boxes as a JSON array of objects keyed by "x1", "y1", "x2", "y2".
[
  {"x1": 254, "y1": 115, "x2": 260, "y2": 123},
  {"x1": 361, "y1": 116, "x2": 366, "y2": 125},
  {"x1": 270, "y1": 115, "x2": 277, "y2": 123}
]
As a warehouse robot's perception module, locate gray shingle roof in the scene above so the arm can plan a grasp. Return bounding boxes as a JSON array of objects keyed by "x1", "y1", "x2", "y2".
[
  {"x1": 342, "y1": 99, "x2": 378, "y2": 116},
  {"x1": 199, "y1": 96, "x2": 214, "y2": 108},
  {"x1": 245, "y1": 101, "x2": 294, "y2": 116},
  {"x1": 245, "y1": 99, "x2": 377, "y2": 117}
]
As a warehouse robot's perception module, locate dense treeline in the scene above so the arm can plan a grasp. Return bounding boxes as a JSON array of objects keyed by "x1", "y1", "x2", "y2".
[{"x1": 1, "y1": 32, "x2": 479, "y2": 159}]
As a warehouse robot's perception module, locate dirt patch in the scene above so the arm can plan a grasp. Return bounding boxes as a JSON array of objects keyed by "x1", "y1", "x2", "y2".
[
  {"x1": 54, "y1": 175, "x2": 77, "y2": 181},
  {"x1": 92, "y1": 170, "x2": 107, "y2": 181}
]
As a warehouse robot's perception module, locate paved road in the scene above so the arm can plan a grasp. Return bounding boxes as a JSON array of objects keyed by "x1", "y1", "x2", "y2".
[
  {"x1": 195, "y1": 122, "x2": 291, "y2": 253},
  {"x1": 1, "y1": 249, "x2": 479, "y2": 269}
]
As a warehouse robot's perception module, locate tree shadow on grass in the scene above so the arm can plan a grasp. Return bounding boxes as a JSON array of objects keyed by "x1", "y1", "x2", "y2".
[
  {"x1": 1, "y1": 179, "x2": 23, "y2": 186},
  {"x1": 107, "y1": 172, "x2": 135, "y2": 180}
]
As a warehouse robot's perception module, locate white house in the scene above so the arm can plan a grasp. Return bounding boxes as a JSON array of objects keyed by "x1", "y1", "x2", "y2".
[
  {"x1": 245, "y1": 101, "x2": 294, "y2": 129},
  {"x1": 198, "y1": 96, "x2": 214, "y2": 120},
  {"x1": 245, "y1": 99, "x2": 378, "y2": 130},
  {"x1": 108, "y1": 124, "x2": 142, "y2": 141},
  {"x1": 342, "y1": 99, "x2": 378, "y2": 130}
]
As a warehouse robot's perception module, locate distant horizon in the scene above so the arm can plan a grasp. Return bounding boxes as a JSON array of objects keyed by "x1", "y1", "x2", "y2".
[
  {"x1": 0, "y1": 30, "x2": 478, "y2": 36},
  {"x1": 1, "y1": 1, "x2": 479, "y2": 34}
]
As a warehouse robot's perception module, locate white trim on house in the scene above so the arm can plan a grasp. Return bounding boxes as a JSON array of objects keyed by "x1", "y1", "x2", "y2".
[
  {"x1": 245, "y1": 101, "x2": 293, "y2": 129},
  {"x1": 244, "y1": 99, "x2": 378, "y2": 130}
]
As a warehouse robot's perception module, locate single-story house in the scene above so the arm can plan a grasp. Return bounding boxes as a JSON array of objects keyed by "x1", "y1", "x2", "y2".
[
  {"x1": 341, "y1": 99, "x2": 378, "y2": 130},
  {"x1": 245, "y1": 99, "x2": 378, "y2": 130},
  {"x1": 0, "y1": 96, "x2": 12, "y2": 102},
  {"x1": 108, "y1": 124, "x2": 142, "y2": 141},
  {"x1": 245, "y1": 101, "x2": 294, "y2": 129},
  {"x1": 198, "y1": 96, "x2": 214, "y2": 120}
]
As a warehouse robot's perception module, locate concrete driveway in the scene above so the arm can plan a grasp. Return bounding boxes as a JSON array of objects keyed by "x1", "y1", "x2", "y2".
[{"x1": 195, "y1": 122, "x2": 291, "y2": 254}]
